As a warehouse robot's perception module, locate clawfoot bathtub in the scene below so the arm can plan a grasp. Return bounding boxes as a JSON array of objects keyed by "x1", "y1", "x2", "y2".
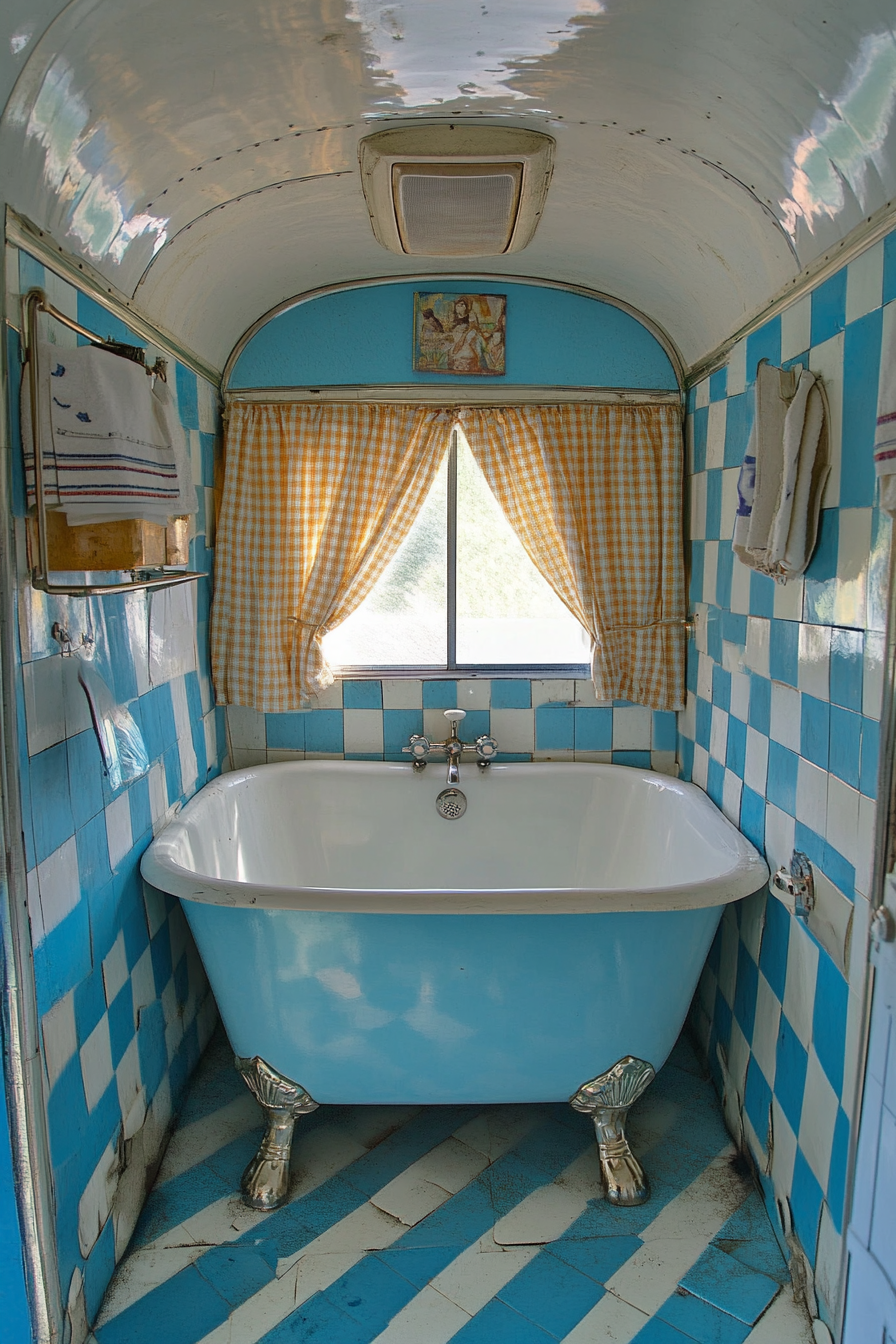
[{"x1": 141, "y1": 761, "x2": 767, "y2": 1210}]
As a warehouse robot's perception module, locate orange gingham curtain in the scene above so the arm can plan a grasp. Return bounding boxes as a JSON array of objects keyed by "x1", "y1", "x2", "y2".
[
  {"x1": 210, "y1": 402, "x2": 451, "y2": 709},
  {"x1": 458, "y1": 404, "x2": 686, "y2": 711}
]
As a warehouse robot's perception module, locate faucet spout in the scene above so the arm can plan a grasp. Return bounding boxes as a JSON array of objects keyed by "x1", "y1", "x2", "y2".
[{"x1": 446, "y1": 756, "x2": 460, "y2": 785}]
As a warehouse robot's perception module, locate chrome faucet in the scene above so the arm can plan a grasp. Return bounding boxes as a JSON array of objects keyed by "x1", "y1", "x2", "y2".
[{"x1": 403, "y1": 710, "x2": 498, "y2": 783}]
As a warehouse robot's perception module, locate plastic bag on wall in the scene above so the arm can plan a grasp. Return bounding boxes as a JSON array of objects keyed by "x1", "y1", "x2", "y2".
[{"x1": 75, "y1": 656, "x2": 148, "y2": 790}]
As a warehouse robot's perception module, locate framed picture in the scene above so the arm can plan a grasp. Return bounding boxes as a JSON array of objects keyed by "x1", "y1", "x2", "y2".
[{"x1": 413, "y1": 292, "x2": 506, "y2": 376}]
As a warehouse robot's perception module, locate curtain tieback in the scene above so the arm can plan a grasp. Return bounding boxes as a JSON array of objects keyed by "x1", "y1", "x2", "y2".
[
  {"x1": 288, "y1": 617, "x2": 326, "y2": 631},
  {"x1": 603, "y1": 618, "x2": 688, "y2": 632}
]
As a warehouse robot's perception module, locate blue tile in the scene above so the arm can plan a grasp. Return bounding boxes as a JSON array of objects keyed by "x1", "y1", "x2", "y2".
[
  {"x1": 574, "y1": 707, "x2": 612, "y2": 750},
  {"x1": 749, "y1": 570, "x2": 775, "y2": 618},
  {"x1": 452, "y1": 1298, "x2": 556, "y2": 1344},
  {"x1": 739, "y1": 786, "x2": 766, "y2": 851},
  {"x1": 689, "y1": 541, "x2": 705, "y2": 606},
  {"x1": 709, "y1": 367, "x2": 728, "y2": 402},
  {"x1": 769, "y1": 620, "x2": 799, "y2": 687},
  {"x1": 77, "y1": 292, "x2": 139, "y2": 347},
  {"x1": 383, "y1": 709, "x2": 424, "y2": 758},
  {"x1": 810, "y1": 269, "x2": 847, "y2": 346},
  {"x1": 721, "y1": 610, "x2": 747, "y2": 647},
  {"x1": 491, "y1": 679, "x2": 531, "y2": 708},
  {"x1": 108, "y1": 984, "x2": 136, "y2": 1069},
  {"x1": 76, "y1": 811, "x2": 112, "y2": 893},
  {"x1": 199, "y1": 431, "x2": 216, "y2": 486},
  {"x1": 94, "y1": 1264, "x2": 230, "y2": 1344},
  {"x1": 44, "y1": 1055, "x2": 88, "y2": 1171},
  {"x1": 67, "y1": 730, "x2": 106, "y2": 828},
  {"x1": 631, "y1": 1317, "x2": 695, "y2": 1343},
  {"x1": 30, "y1": 740, "x2": 74, "y2": 863},
  {"x1": 726, "y1": 716, "x2": 747, "y2": 776},
  {"x1": 790, "y1": 1149, "x2": 824, "y2": 1259},
  {"x1": 804, "y1": 511, "x2": 839, "y2": 622},
  {"x1": 128, "y1": 776, "x2": 152, "y2": 843},
  {"x1": 498, "y1": 1249, "x2": 605, "y2": 1337},
  {"x1": 861, "y1": 717, "x2": 880, "y2": 798},
  {"x1": 535, "y1": 703, "x2": 574, "y2": 750},
  {"x1": 657, "y1": 1290, "x2": 752, "y2": 1344},
  {"x1": 614, "y1": 750, "x2": 652, "y2": 768},
  {"x1": 829, "y1": 706, "x2": 861, "y2": 788},
  {"x1": 842, "y1": 308, "x2": 884, "y2": 507},
  {"x1": 827, "y1": 1107, "x2": 851, "y2": 1233},
  {"x1": 462, "y1": 710, "x2": 490, "y2": 740},
  {"x1": 304, "y1": 710, "x2": 343, "y2": 754},
  {"x1": 19, "y1": 250, "x2": 46, "y2": 294},
  {"x1": 422, "y1": 680, "x2": 457, "y2": 708},
  {"x1": 716, "y1": 544, "x2": 735, "y2": 611},
  {"x1": 696, "y1": 697, "x2": 712, "y2": 749},
  {"x1": 813, "y1": 952, "x2": 848, "y2": 1097},
  {"x1": 343, "y1": 679, "x2": 382, "y2": 709},
  {"x1": 679, "y1": 737, "x2": 695, "y2": 782},
  {"x1": 707, "y1": 758, "x2": 725, "y2": 809},
  {"x1": 175, "y1": 363, "x2": 200, "y2": 430},
  {"x1": 800, "y1": 695, "x2": 830, "y2": 769},
  {"x1": 746, "y1": 320, "x2": 782, "y2": 382},
  {"x1": 724, "y1": 393, "x2": 753, "y2": 469},
  {"x1": 266, "y1": 713, "x2": 306, "y2": 750},
  {"x1": 374, "y1": 1245, "x2": 462, "y2": 1289},
  {"x1": 139, "y1": 683, "x2": 176, "y2": 761},
  {"x1": 830, "y1": 628, "x2": 864, "y2": 710},
  {"x1": 137, "y1": 999, "x2": 168, "y2": 1102},
  {"x1": 822, "y1": 843, "x2": 855, "y2": 898},
  {"x1": 705, "y1": 469, "x2": 723, "y2": 539},
  {"x1": 885, "y1": 232, "x2": 896, "y2": 305},
  {"x1": 33, "y1": 902, "x2": 92, "y2": 1016},
  {"x1": 713, "y1": 1190, "x2": 789, "y2": 1286},
  {"x1": 733, "y1": 944, "x2": 759, "y2": 1040},
  {"x1": 767, "y1": 741, "x2": 799, "y2": 815},
  {"x1": 323, "y1": 1256, "x2": 417, "y2": 1333},
  {"x1": 774, "y1": 1017, "x2": 808, "y2": 1133},
  {"x1": 686, "y1": 386, "x2": 697, "y2": 414},
  {"x1": 712, "y1": 665, "x2": 731, "y2": 711},
  {"x1": 707, "y1": 607, "x2": 724, "y2": 665},
  {"x1": 794, "y1": 822, "x2": 826, "y2": 875},
  {"x1": 692, "y1": 406, "x2": 709, "y2": 473},
  {"x1": 84, "y1": 1208, "x2": 118, "y2": 1323},
  {"x1": 256, "y1": 1294, "x2": 371, "y2": 1344},
  {"x1": 748, "y1": 675, "x2": 771, "y2": 736},
  {"x1": 759, "y1": 897, "x2": 790, "y2": 1001},
  {"x1": 653, "y1": 711, "x2": 677, "y2": 751},
  {"x1": 743, "y1": 1057, "x2": 773, "y2": 1144},
  {"x1": 343, "y1": 1106, "x2": 478, "y2": 1201},
  {"x1": 680, "y1": 1243, "x2": 778, "y2": 1326},
  {"x1": 549, "y1": 1235, "x2": 642, "y2": 1284}
]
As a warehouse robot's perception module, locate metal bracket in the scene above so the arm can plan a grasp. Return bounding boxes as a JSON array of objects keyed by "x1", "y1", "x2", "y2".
[{"x1": 772, "y1": 850, "x2": 815, "y2": 922}]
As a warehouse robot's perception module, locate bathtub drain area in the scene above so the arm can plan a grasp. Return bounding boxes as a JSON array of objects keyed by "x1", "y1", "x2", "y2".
[{"x1": 90, "y1": 1030, "x2": 812, "y2": 1344}]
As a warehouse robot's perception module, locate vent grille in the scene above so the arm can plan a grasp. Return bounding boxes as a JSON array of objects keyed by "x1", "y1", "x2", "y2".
[{"x1": 393, "y1": 163, "x2": 522, "y2": 256}]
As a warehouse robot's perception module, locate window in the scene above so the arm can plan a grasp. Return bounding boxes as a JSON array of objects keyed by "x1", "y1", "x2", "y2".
[{"x1": 322, "y1": 425, "x2": 591, "y2": 674}]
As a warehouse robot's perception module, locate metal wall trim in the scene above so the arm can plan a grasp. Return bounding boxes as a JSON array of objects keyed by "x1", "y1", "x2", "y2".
[
  {"x1": 226, "y1": 384, "x2": 682, "y2": 407},
  {"x1": 5, "y1": 208, "x2": 221, "y2": 387}
]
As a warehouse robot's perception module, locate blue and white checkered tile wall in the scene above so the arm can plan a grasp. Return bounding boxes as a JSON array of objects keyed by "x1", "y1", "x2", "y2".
[
  {"x1": 679, "y1": 232, "x2": 896, "y2": 1330},
  {"x1": 227, "y1": 679, "x2": 678, "y2": 772},
  {"x1": 7, "y1": 249, "x2": 228, "y2": 1332}
]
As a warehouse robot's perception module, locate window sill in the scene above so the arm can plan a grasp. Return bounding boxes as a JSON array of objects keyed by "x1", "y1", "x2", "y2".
[{"x1": 330, "y1": 665, "x2": 591, "y2": 680}]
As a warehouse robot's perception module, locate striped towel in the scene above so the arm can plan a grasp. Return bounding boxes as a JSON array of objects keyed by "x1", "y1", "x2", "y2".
[
  {"x1": 875, "y1": 304, "x2": 896, "y2": 515},
  {"x1": 22, "y1": 340, "x2": 196, "y2": 525}
]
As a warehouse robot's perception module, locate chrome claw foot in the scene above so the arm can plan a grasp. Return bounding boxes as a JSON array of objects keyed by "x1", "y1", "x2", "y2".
[
  {"x1": 235, "y1": 1056, "x2": 318, "y2": 1210},
  {"x1": 570, "y1": 1056, "x2": 656, "y2": 1207}
]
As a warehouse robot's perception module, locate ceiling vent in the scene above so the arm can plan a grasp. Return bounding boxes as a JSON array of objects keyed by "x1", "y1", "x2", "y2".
[{"x1": 358, "y1": 126, "x2": 555, "y2": 256}]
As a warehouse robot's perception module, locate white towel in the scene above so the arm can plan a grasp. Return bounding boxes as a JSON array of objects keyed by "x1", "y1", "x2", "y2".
[
  {"x1": 875, "y1": 302, "x2": 896, "y2": 515},
  {"x1": 733, "y1": 361, "x2": 829, "y2": 582},
  {"x1": 22, "y1": 340, "x2": 196, "y2": 526}
]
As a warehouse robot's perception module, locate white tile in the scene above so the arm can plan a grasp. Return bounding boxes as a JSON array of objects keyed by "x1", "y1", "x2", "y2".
[
  {"x1": 769, "y1": 1098, "x2": 798, "y2": 1203},
  {"x1": 203, "y1": 711, "x2": 218, "y2": 770},
  {"x1": 381, "y1": 679, "x2": 422, "y2": 710},
  {"x1": 814, "y1": 1203, "x2": 844, "y2": 1329},
  {"x1": 807, "y1": 868, "x2": 852, "y2": 977},
  {"x1": 770, "y1": 683, "x2": 801, "y2": 751},
  {"x1": 80, "y1": 1016, "x2": 114, "y2": 1112},
  {"x1": 531, "y1": 679, "x2": 573, "y2": 706},
  {"x1": 827, "y1": 775, "x2": 860, "y2": 868},
  {"x1": 697, "y1": 652, "x2": 714, "y2": 701},
  {"x1": 798, "y1": 624, "x2": 831, "y2": 701},
  {"x1": 843, "y1": 987, "x2": 866, "y2": 1115},
  {"x1": 743, "y1": 1286, "x2": 813, "y2": 1341},
  {"x1": 855, "y1": 796, "x2": 876, "y2": 899},
  {"x1": 493, "y1": 1145, "x2": 599, "y2": 1246},
  {"x1": 451, "y1": 1105, "x2": 542, "y2": 1161},
  {"x1": 310, "y1": 680, "x2": 343, "y2": 709},
  {"x1": 613, "y1": 706, "x2": 651, "y2": 749},
  {"x1": 864, "y1": 629, "x2": 886, "y2": 720},
  {"x1": 702, "y1": 540, "x2": 719, "y2": 605},
  {"x1": 95, "y1": 1246, "x2": 207, "y2": 1326},
  {"x1": 679, "y1": 691, "x2": 697, "y2": 743},
  {"x1": 780, "y1": 292, "x2": 812, "y2": 362},
  {"x1": 105, "y1": 794, "x2": 133, "y2": 871},
  {"x1": 343, "y1": 709, "x2": 384, "y2": 754},
  {"x1": 730, "y1": 552, "x2": 752, "y2": 615},
  {"x1": 562, "y1": 1291, "x2": 651, "y2": 1344},
  {"x1": 774, "y1": 577, "x2": 803, "y2": 622},
  {"x1": 739, "y1": 889, "x2": 767, "y2": 962},
  {"x1": 267, "y1": 749, "x2": 305, "y2": 762},
  {"x1": 744, "y1": 728, "x2": 769, "y2": 795},
  {"x1": 726, "y1": 1018, "x2": 751, "y2": 1114},
  {"x1": 783, "y1": 920, "x2": 819, "y2": 1048},
  {"x1": 727, "y1": 339, "x2": 747, "y2": 397},
  {"x1": 692, "y1": 743, "x2": 709, "y2": 790},
  {"x1": 849, "y1": 892, "x2": 872, "y2": 993},
  {"x1": 102, "y1": 932, "x2": 129, "y2": 1007},
  {"x1": 718, "y1": 906, "x2": 740, "y2": 1007},
  {"x1": 695, "y1": 377, "x2": 710, "y2": 409},
  {"x1": 709, "y1": 706, "x2": 728, "y2": 763},
  {"x1": 810, "y1": 331, "x2": 844, "y2": 509},
  {"x1": 429, "y1": 1237, "x2": 540, "y2": 1315},
  {"x1": 764, "y1": 803, "x2": 795, "y2": 877},
  {"x1": 693, "y1": 603, "x2": 709, "y2": 655},
  {"x1": 230, "y1": 748, "x2": 266, "y2": 769},
  {"x1": 834, "y1": 508, "x2": 873, "y2": 630},
  {"x1": 148, "y1": 763, "x2": 169, "y2": 833},
  {"x1": 143, "y1": 881, "x2": 168, "y2": 939},
  {"x1": 722, "y1": 639, "x2": 744, "y2": 675},
  {"x1": 799, "y1": 1048, "x2": 839, "y2": 1188},
  {"x1": 78, "y1": 1137, "x2": 119, "y2": 1258},
  {"x1": 371, "y1": 1174, "x2": 457, "y2": 1227},
  {"x1": 846, "y1": 239, "x2": 884, "y2": 323},
  {"x1": 197, "y1": 376, "x2": 219, "y2": 433},
  {"x1": 574, "y1": 679, "x2": 613, "y2": 708},
  {"x1": 488, "y1": 708, "x2": 534, "y2": 753},
  {"x1": 157, "y1": 1094, "x2": 275, "y2": 1186},
  {"x1": 369, "y1": 1285, "x2": 471, "y2": 1344},
  {"x1": 706, "y1": 400, "x2": 727, "y2": 469},
  {"x1": 796, "y1": 758, "x2": 828, "y2": 835},
  {"x1": 729, "y1": 671, "x2": 751, "y2": 723},
  {"x1": 23, "y1": 655, "x2": 66, "y2": 755},
  {"x1": 752, "y1": 972, "x2": 781, "y2": 1089},
  {"x1": 744, "y1": 617, "x2": 770, "y2": 678},
  {"x1": 456, "y1": 680, "x2": 490, "y2": 710},
  {"x1": 722, "y1": 769, "x2": 742, "y2": 824},
  {"x1": 42, "y1": 991, "x2": 78, "y2": 1090},
  {"x1": 720, "y1": 467, "x2": 740, "y2": 542},
  {"x1": 178, "y1": 731, "x2": 198, "y2": 798},
  {"x1": 62, "y1": 655, "x2": 94, "y2": 737},
  {"x1": 37, "y1": 836, "x2": 81, "y2": 938},
  {"x1": 651, "y1": 751, "x2": 678, "y2": 776},
  {"x1": 690, "y1": 471, "x2": 707, "y2": 541},
  {"x1": 227, "y1": 706, "x2": 265, "y2": 750}
]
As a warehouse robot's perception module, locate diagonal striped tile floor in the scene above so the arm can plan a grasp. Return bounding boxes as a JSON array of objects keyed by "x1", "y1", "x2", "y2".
[{"x1": 92, "y1": 1030, "x2": 813, "y2": 1344}]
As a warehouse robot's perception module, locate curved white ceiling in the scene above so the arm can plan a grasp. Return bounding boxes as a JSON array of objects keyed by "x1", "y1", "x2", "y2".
[{"x1": 3, "y1": 0, "x2": 896, "y2": 372}]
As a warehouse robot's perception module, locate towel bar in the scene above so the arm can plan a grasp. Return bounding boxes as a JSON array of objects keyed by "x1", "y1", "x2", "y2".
[{"x1": 22, "y1": 288, "x2": 207, "y2": 597}]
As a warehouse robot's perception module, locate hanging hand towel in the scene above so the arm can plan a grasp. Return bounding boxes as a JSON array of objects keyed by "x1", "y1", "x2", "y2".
[
  {"x1": 21, "y1": 340, "x2": 196, "y2": 525},
  {"x1": 874, "y1": 305, "x2": 896, "y2": 515}
]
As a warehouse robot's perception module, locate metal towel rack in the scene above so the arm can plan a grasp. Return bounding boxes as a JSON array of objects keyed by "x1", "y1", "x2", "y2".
[{"x1": 22, "y1": 287, "x2": 207, "y2": 596}]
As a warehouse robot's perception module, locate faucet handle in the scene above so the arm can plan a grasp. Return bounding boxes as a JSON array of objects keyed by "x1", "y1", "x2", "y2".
[
  {"x1": 403, "y1": 735, "x2": 431, "y2": 759},
  {"x1": 444, "y1": 709, "x2": 466, "y2": 722},
  {"x1": 475, "y1": 735, "x2": 498, "y2": 761}
]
